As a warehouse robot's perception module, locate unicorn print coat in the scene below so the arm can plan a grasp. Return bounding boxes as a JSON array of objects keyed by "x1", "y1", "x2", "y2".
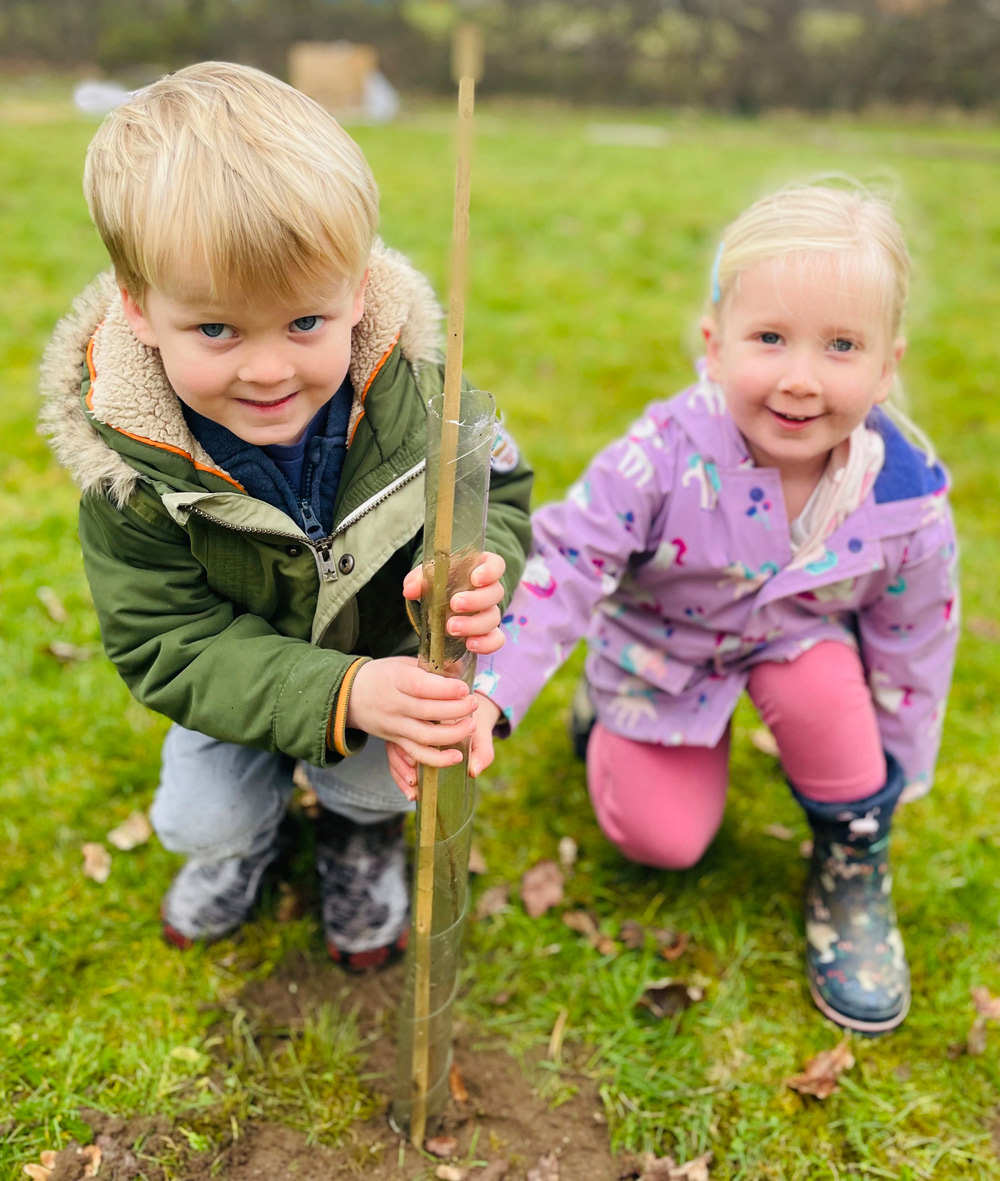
[{"x1": 475, "y1": 377, "x2": 958, "y2": 799}]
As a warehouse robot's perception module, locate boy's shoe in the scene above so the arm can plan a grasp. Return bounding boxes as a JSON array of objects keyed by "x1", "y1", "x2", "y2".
[
  {"x1": 569, "y1": 674, "x2": 596, "y2": 760},
  {"x1": 794, "y1": 756, "x2": 910, "y2": 1036},
  {"x1": 161, "y1": 837, "x2": 282, "y2": 948},
  {"x1": 316, "y1": 809, "x2": 410, "y2": 972}
]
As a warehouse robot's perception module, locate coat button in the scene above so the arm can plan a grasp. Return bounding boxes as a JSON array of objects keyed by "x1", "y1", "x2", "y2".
[
  {"x1": 285, "y1": 545, "x2": 302, "y2": 557},
  {"x1": 338, "y1": 553, "x2": 355, "y2": 574}
]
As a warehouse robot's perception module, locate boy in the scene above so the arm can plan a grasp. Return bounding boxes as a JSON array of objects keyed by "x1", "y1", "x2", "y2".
[{"x1": 40, "y1": 62, "x2": 532, "y2": 970}]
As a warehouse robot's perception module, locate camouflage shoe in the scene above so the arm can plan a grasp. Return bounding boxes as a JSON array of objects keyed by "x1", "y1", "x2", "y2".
[
  {"x1": 795, "y1": 756, "x2": 910, "y2": 1036},
  {"x1": 316, "y1": 809, "x2": 410, "y2": 972},
  {"x1": 161, "y1": 826, "x2": 283, "y2": 949}
]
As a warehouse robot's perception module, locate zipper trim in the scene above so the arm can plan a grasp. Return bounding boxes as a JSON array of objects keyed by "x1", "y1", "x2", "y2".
[{"x1": 332, "y1": 460, "x2": 425, "y2": 536}]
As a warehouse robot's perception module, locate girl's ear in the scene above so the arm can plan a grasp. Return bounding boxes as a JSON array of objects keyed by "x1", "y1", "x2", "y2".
[
  {"x1": 873, "y1": 335, "x2": 907, "y2": 404},
  {"x1": 700, "y1": 314, "x2": 723, "y2": 381},
  {"x1": 120, "y1": 288, "x2": 159, "y2": 349}
]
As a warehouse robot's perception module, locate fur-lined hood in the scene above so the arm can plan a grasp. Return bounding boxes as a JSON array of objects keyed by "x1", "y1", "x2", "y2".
[{"x1": 39, "y1": 239, "x2": 443, "y2": 506}]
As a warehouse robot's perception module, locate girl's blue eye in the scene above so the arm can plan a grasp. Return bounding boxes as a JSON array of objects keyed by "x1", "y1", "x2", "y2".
[
  {"x1": 760, "y1": 332, "x2": 781, "y2": 345},
  {"x1": 292, "y1": 315, "x2": 324, "y2": 332},
  {"x1": 831, "y1": 338, "x2": 855, "y2": 353},
  {"x1": 198, "y1": 323, "x2": 232, "y2": 339}
]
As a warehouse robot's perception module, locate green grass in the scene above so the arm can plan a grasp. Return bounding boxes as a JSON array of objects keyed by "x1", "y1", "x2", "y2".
[{"x1": 2, "y1": 87, "x2": 999, "y2": 1179}]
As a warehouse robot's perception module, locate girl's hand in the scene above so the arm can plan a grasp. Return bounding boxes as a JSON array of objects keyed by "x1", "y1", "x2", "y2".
[
  {"x1": 403, "y1": 551, "x2": 507, "y2": 655},
  {"x1": 385, "y1": 692, "x2": 502, "y2": 800}
]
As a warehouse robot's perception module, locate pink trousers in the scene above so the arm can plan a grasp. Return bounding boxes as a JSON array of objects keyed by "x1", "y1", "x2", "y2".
[{"x1": 586, "y1": 642, "x2": 885, "y2": 870}]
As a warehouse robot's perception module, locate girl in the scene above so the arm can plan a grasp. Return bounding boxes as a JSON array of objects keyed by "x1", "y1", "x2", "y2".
[{"x1": 429, "y1": 182, "x2": 959, "y2": 1035}]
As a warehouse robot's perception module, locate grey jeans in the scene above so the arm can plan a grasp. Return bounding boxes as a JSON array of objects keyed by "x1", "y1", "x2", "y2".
[{"x1": 150, "y1": 724, "x2": 414, "y2": 860}]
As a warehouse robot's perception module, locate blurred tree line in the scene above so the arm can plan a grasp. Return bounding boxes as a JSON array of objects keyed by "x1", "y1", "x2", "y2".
[{"x1": 3, "y1": 0, "x2": 999, "y2": 112}]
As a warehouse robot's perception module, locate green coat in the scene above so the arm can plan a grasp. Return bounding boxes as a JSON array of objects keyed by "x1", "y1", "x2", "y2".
[{"x1": 40, "y1": 243, "x2": 532, "y2": 766}]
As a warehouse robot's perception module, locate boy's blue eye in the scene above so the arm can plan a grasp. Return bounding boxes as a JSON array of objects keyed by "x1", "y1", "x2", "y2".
[
  {"x1": 291, "y1": 315, "x2": 324, "y2": 332},
  {"x1": 198, "y1": 323, "x2": 232, "y2": 339}
]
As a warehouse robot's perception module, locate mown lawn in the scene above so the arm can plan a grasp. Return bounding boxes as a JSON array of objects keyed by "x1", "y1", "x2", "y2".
[{"x1": 1, "y1": 82, "x2": 999, "y2": 1180}]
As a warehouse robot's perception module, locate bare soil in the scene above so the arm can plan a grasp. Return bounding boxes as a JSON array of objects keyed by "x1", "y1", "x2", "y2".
[{"x1": 49, "y1": 954, "x2": 618, "y2": 1180}]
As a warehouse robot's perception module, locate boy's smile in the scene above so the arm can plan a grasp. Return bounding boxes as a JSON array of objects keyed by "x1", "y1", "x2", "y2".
[
  {"x1": 120, "y1": 271, "x2": 367, "y2": 447},
  {"x1": 702, "y1": 253, "x2": 905, "y2": 491}
]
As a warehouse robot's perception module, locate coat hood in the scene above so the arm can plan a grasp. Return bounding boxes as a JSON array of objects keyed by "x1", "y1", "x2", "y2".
[{"x1": 39, "y1": 239, "x2": 443, "y2": 506}]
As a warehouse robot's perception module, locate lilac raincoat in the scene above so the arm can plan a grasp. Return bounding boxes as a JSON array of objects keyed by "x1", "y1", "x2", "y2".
[{"x1": 475, "y1": 377, "x2": 959, "y2": 799}]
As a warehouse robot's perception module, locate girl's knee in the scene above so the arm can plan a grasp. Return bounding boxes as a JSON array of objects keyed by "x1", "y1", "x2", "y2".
[{"x1": 605, "y1": 823, "x2": 712, "y2": 871}]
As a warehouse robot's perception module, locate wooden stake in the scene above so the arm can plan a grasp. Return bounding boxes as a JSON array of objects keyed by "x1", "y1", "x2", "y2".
[{"x1": 409, "y1": 25, "x2": 481, "y2": 1150}]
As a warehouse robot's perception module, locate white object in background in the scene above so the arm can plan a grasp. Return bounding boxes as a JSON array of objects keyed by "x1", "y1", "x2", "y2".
[
  {"x1": 363, "y1": 69, "x2": 400, "y2": 123},
  {"x1": 74, "y1": 80, "x2": 131, "y2": 116}
]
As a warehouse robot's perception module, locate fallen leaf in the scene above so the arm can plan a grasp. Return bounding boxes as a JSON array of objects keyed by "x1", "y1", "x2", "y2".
[
  {"x1": 557, "y1": 835, "x2": 578, "y2": 872},
  {"x1": 40, "y1": 1155, "x2": 57, "y2": 1169},
  {"x1": 638, "y1": 978, "x2": 703, "y2": 1020},
  {"x1": 799, "y1": 839, "x2": 814, "y2": 859},
  {"x1": 80, "y1": 1146, "x2": 102, "y2": 1178},
  {"x1": 562, "y1": 909, "x2": 599, "y2": 938},
  {"x1": 475, "y1": 883, "x2": 510, "y2": 920},
  {"x1": 468, "y1": 844, "x2": 488, "y2": 875},
  {"x1": 972, "y1": 986, "x2": 1000, "y2": 1020},
  {"x1": 81, "y1": 843, "x2": 111, "y2": 883},
  {"x1": 967, "y1": 1017, "x2": 988, "y2": 1056},
  {"x1": 22, "y1": 1166, "x2": 51, "y2": 1181},
  {"x1": 526, "y1": 1153, "x2": 560, "y2": 1181},
  {"x1": 668, "y1": 1152, "x2": 713, "y2": 1181},
  {"x1": 37, "y1": 587, "x2": 68, "y2": 623},
  {"x1": 275, "y1": 882, "x2": 307, "y2": 922},
  {"x1": 785, "y1": 1037, "x2": 855, "y2": 1098},
  {"x1": 520, "y1": 860, "x2": 564, "y2": 918},
  {"x1": 436, "y1": 1167, "x2": 468, "y2": 1181},
  {"x1": 107, "y1": 810, "x2": 152, "y2": 850},
  {"x1": 475, "y1": 1162, "x2": 509, "y2": 1181},
  {"x1": 763, "y1": 823, "x2": 794, "y2": 841},
  {"x1": 594, "y1": 932, "x2": 618, "y2": 955},
  {"x1": 749, "y1": 727, "x2": 779, "y2": 756},
  {"x1": 490, "y1": 990, "x2": 511, "y2": 1005},
  {"x1": 449, "y1": 1060, "x2": 469, "y2": 1103},
  {"x1": 425, "y1": 1136, "x2": 460, "y2": 1159},
  {"x1": 620, "y1": 919, "x2": 646, "y2": 949},
  {"x1": 47, "y1": 641, "x2": 96, "y2": 663},
  {"x1": 658, "y1": 930, "x2": 690, "y2": 962}
]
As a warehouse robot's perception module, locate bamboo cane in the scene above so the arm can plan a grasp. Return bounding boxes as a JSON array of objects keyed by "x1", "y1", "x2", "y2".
[{"x1": 409, "y1": 26, "x2": 481, "y2": 1150}]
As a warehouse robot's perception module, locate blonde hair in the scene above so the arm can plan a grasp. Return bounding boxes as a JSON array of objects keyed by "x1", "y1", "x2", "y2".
[
  {"x1": 84, "y1": 61, "x2": 380, "y2": 304},
  {"x1": 709, "y1": 180, "x2": 932, "y2": 454}
]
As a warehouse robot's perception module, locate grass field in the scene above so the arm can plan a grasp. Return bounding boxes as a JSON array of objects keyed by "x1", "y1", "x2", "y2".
[{"x1": 1, "y1": 83, "x2": 999, "y2": 1180}]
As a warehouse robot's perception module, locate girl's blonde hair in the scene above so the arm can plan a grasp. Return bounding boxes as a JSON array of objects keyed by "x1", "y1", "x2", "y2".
[
  {"x1": 710, "y1": 180, "x2": 932, "y2": 454},
  {"x1": 84, "y1": 61, "x2": 380, "y2": 305}
]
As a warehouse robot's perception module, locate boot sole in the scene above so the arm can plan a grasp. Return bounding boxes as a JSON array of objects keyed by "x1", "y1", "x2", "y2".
[{"x1": 809, "y1": 977, "x2": 910, "y2": 1036}]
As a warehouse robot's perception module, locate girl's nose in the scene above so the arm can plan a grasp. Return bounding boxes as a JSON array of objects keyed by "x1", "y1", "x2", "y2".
[{"x1": 778, "y1": 351, "x2": 820, "y2": 395}]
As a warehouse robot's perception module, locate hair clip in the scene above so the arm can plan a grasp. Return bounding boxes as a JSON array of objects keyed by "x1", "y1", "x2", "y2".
[{"x1": 711, "y1": 241, "x2": 724, "y2": 304}]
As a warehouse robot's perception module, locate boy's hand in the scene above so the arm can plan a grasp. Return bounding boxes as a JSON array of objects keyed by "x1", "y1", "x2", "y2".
[
  {"x1": 347, "y1": 657, "x2": 478, "y2": 789},
  {"x1": 403, "y1": 551, "x2": 507, "y2": 655},
  {"x1": 386, "y1": 693, "x2": 503, "y2": 801}
]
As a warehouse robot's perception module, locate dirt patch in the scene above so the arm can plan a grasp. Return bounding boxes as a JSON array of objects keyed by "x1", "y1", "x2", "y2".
[{"x1": 59, "y1": 955, "x2": 617, "y2": 1180}]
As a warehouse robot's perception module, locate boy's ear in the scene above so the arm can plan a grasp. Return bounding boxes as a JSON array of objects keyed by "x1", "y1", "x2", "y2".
[
  {"x1": 119, "y1": 288, "x2": 159, "y2": 348},
  {"x1": 874, "y1": 335, "x2": 907, "y2": 404},
  {"x1": 700, "y1": 314, "x2": 723, "y2": 382},
  {"x1": 350, "y1": 269, "x2": 369, "y2": 327}
]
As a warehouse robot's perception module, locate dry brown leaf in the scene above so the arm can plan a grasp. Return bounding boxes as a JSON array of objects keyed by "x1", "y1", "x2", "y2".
[
  {"x1": 475, "y1": 883, "x2": 510, "y2": 921},
  {"x1": 275, "y1": 882, "x2": 307, "y2": 922},
  {"x1": 468, "y1": 844, "x2": 488, "y2": 875},
  {"x1": 475, "y1": 1162, "x2": 509, "y2": 1181},
  {"x1": 107, "y1": 810, "x2": 152, "y2": 851},
  {"x1": 39, "y1": 1154, "x2": 57, "y2": 1169},
  {"x1": 526, "y1": 1153, "x2": 560, "y2": 1181},
  {"x1": 449, "y1": 1060, "x2": 469, "y2": 1103},
  {"x1": 763, "y1": 823, "x2": 794, "y2": 841},
  {"x1": 785, "y1": 1037, "x2": 855, "y2": 1098},
  {"x1": 557, "y1": 835, "x2": 578, "y2": 872},
  {"x1": 972, "y1": 986, "x2": 1000, "y2": 1020},
  {"x1": 799, "y1": 838, "x2": 814, "y2": 859},
  {"x1": 562, "y1": 909, "x2": 599, "y2": 937},
  {"x1": 22, "y1": 1166, "x2": 51, "y2": 1181},
  {"x1": 594, "y1": 932, "x2": 618, "y2": 955},
  {"x1": 638, "y1": 978, "x2": 703, "y2": 1020},
  {"x1": 967, "y1": 1017, "x2": 988, "y2": 1056},
  {"x1": 520, "y1": 860, "x2": 564, "y2": 918},
  {"x1": 425, "y1": 1135, "x2": 460, "y2": 1159},
  {"x1": 620, "y1": 919, "x2": 646, "y2": 949},
  {"x1": 81, "y1": 842, "x2": 111, "y2": 883},
  {"x1": 668, "y1": 1152, "x2": 713, "y2": 1181},
  {"x1": 48, "y1": 641, "x2": 96, "y2": 663},
  {"x1": 658, "y1": 930, "x2": 691, "y2": 962},
  {"x1": 436, "y1": 1167, "x2": 468, "y2": 1181},
  {"x1": 749, "y1": 727, "x2": 780, "y2": 756},
  {"x1": 37, "y1": 587, "x2": 68, "y2": 623},
  {"x1": 80, "y1": 1146, "x2": 102, "y2": 1177}
]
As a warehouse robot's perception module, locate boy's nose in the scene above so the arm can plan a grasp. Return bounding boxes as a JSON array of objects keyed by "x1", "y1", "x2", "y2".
[{"x1": 237, "y1": 349, "x2": 296, "y2": 386}]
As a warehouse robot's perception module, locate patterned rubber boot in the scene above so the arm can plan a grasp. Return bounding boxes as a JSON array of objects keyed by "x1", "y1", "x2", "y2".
[
  {"x1": 316, "y1": 809, "x2": 410, "y2": 972},
  {"x1": 793, "y1": 755, "x2": 910, "y2": 1036},
  {"x1": 161, "y1": 822, "x2": 283, "y2": 949},
  {"x1": 569, "y1": 674, "x2": 596, "y2": 761}
]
